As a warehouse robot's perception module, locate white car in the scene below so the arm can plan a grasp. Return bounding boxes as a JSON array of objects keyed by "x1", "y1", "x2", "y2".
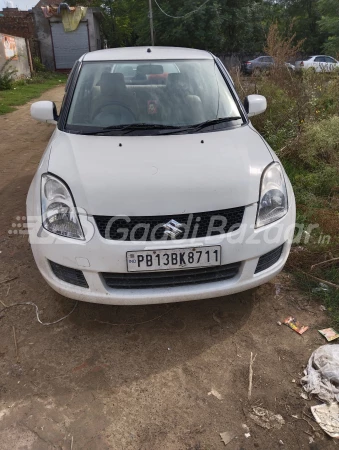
[
  {"x1": 295, "y1": 55, "x2": 339, "y2": 72},
  {"x1": 27, "y1": 47, "x2": 295, "y2": 306}
]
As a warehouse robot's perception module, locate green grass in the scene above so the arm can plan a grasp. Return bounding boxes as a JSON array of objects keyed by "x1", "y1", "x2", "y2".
[
  {"x1": 0, "y1": 73, "x2": 67, "y2": 115},
  {"x1": 296, "y1": 266, "x2": 339, "y2": 328}
]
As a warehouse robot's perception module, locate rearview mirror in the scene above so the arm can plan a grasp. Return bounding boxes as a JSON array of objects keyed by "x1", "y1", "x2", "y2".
[
  {"x1": 31, "y1": 101, "x2": 58, "y2": 124},
  {"x1": 244, "y1": 94, "x2": 267, "y2": 117}
]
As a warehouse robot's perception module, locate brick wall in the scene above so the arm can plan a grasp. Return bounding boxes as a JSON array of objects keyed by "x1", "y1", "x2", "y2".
[{"x1": 0, "y1": 8, "x2": 35, "y2": 39}]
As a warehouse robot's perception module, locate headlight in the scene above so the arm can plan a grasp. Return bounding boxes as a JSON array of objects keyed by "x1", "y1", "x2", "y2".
[
  {"x1": 41, "y1": 174, "x2": 84, "y2": 239},
  {"x1": 256, "y1": 162, "x2": 288, "y2": 227}
]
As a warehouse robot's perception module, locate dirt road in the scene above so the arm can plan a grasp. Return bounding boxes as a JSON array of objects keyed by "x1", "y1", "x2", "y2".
[{"x1": 0, "y1": 87, "x2": 333, "y2": 449}]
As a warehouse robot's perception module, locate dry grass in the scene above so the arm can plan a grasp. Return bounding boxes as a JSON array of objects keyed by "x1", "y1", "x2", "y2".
[
  {"x1": 229, "y1": 26, "x2": 339, "y2": 322},
  {"x1": 265, "y1": 22, "x2": 304, "y2": 67}
]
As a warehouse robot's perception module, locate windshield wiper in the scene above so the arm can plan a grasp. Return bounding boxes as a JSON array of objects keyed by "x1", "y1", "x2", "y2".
[
  {"x1": 190, "y1": 117, "x2": 242, "y2": 132},
  {"x1": 69, "y1": 118, "x2": 242, "y2": 136},
  {"x1": 119, "y1": 123, "x2": 184, "y2": 135},
  {"x1": 160, "y1": 117, "x2": 243, "y2": 135},
  {"x1": 78, "y1": 123, "x2": 181, "y2": 136}
]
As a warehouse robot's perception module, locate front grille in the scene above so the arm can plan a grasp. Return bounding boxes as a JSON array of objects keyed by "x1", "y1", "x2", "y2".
[
  {"x1": 94, "y1": 207, "x2": 245, "y2": 241},
  {"x1": 255, "y1": 244, "x2": 284, "y2": 274},
  {"x1": 49, "y1": 261, "x2": 89, "y2": 288},
  {"x1": 102, "y1": 262, "x2": 241, "y2": 289}
]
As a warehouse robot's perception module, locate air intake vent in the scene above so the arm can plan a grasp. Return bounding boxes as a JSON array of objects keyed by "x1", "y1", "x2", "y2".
[
  {"x1": 255, "y1": 245, "x2": 284, "y2": 274},
  {"x1": 102, "y1": 262, "x2": 241, "y2": 289},
  {"x1": 49, "y1": 261, "x2": 88, "y2": 288}
]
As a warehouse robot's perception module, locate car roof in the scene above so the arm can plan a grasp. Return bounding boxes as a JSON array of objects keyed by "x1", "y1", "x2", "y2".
[
  {"x1": 252, "y1": 55, "x2": 272, "y2": 60},
  {"x1": 83, "y1": 46, "x2": 213, "y2": 62}
]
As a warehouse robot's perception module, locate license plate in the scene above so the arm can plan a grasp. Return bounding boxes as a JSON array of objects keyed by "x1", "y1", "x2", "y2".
[{"x1": 126, "y1": 246, "x2": 221, "y2": 272}]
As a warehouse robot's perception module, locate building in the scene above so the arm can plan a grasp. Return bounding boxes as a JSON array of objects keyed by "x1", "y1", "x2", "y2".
[
  {"x1": 0, "y1": 1, "x2": 102, "y2": 72},
  {"x1": 32, "y1": 1, "x2": 102, "y2": 71}
]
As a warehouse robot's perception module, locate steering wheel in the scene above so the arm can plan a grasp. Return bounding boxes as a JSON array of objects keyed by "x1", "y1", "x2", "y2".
[{"x1": 93, "y1": 101, "x2": 137, "y2": 121}]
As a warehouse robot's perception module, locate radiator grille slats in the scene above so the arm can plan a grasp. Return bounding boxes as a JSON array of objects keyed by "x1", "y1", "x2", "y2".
[{"x1": 94, "y1": 207, "x2": 245, "y2": 241}]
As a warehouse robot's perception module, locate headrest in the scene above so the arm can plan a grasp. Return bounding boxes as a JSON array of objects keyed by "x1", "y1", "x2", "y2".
[
  {"x1": 99, "y1": 73, "x2": 126, "y2": 95},
  {"x1": 136, "y1": 64, "x2": 164, "y2": 75},
  {"x1": 167, "y1": 73, "x2": 189, "y2": 88}
]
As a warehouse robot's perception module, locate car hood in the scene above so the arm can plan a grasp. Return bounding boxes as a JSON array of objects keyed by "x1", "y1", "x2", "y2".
[{"x1": 48, "y1": 126, "x2": 272, "y2": 216}]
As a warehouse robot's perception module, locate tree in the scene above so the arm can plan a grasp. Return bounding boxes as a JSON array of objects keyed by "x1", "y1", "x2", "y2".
[
  {"x1": 135, "y1": 0, "x2": 224, "y2": 52},
  {"x1": 138, "y1": 0, "x2": 269, "y2": 54},
  {"x1": 93, "y1": 0, "x2": 146, "y2": 48},
  {"x1": 269, "y1": 0, "x2": 323, "y2": 54},
  {"x1": 91, "y1": 0, "x2": 337, "y2": 56},
  {"x1": 318, "y1": 0, "x2": 339, "y2": 55}
]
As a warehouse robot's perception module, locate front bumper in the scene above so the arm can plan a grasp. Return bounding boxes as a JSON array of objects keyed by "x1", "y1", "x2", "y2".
[{"x1": 28, "y1": 202, "x2": 296, "y2": 305}]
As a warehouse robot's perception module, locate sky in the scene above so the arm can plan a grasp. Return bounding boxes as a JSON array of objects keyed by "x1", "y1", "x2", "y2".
[{"x1": 0, "y1": 0, "x2": 37, "y2": 11}]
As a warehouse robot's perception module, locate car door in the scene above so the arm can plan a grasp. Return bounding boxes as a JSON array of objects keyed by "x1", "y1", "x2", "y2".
[
  {"x1": 325, "y1": 56, "x2": 337, "y2": 72},
  {"x1": 264, "y1": 56, "x2": 274, "y2": 69},
  {"x1": 254, "y1": 57, "x2": 265, "y2": 71},
  {"x1": 260, "y1": 57, "x2": 269, "y2": 70},
  {"x1": 313, "y1": 56, "x2": 326, "y2": 72}
]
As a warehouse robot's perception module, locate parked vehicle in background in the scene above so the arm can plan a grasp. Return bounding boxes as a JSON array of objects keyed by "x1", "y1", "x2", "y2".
[
  {"x1": 241, "y1": 56, "x2": 274, "y2": 74},
  {"x1": 295, "y1": 55, "x2": 339, "y2": 72},
  {"x1": 241, "y1": 56, "x2": 295, "y2": 74},
  {"x1": 285, "y1": 62, "x2": 295, "y2": 71}
]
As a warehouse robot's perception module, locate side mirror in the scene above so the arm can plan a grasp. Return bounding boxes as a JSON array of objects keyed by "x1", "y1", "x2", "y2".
[
  {"x1": 244, "y1": 94, "x2": 267, "y2": 117},
  {"x1": 31, "y1": 101, "x2": 58, "y2": 124}
]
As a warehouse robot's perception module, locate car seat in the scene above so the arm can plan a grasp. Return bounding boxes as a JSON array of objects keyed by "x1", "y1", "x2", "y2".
[
  {"x1": 93, "y1": 73, "x2": 138, "y2": 125},
  {"x1": 166, "y1": 73, "x2": 205, "y2": 124}
]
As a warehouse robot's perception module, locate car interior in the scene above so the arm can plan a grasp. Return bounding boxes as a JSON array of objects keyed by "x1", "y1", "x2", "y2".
[
  {"x1": 68, "y1": 61, "x2": 234, "y2": 127},
  {"x1": 92, "y1": 65, "x2": 206, "y2": 126}
]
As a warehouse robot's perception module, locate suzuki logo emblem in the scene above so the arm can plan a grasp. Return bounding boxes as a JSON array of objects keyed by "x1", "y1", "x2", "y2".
[{"x1": 163, "y1": 219, "x2": 184, "y2": 239}]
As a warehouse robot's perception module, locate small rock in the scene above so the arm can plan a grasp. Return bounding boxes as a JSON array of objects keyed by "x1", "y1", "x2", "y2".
[
  {"x1": 279, "y1": 440, "x2": 284, "y2": 445},
  {"x1": 277, "y1": 321, "x2": 282, "y2": 326},
  {"x1": 208, "y1": 388, "x2": 222, "y2": 400},
  {"x1": 242, "y1": 424, "x2": 250, "y2": 433},
  {"x1": 244, "y1": 433, "x2": 251, "y2": 438},
  {"x1": 219, "y1": 431, "x2": 235, "y2": 446}
]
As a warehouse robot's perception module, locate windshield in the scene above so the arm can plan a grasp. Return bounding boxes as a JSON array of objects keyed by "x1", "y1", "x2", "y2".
[{"x1": 66, "y1": 59, "x2": 243, "y2": 134}]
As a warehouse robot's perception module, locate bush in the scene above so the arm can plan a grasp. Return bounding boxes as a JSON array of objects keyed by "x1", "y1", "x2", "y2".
[
  {"x1": 232, "y1": 25, "x2": 339, "y2": 246},
  {"x1": 0, "y1": 59, "x2": 17, "y2": 90},
  {"x1": 14, "y1": 78, "x2": 29, "y2": 87},
  {"x1": 0, "y1": 72, "x2": 13, "y2": 90},
  {"x1": 250, "y1": 80, "x2": 299, "y2": 150},
  {"x1": 32, "y1": 56, "x2": 46, "y2": 73},
  {"x1": 294, "y1": 165, "x2": 339, "y2": 198},
  {"x1": 296, "y1": 116, "x2": 339, "y2": 167}
]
